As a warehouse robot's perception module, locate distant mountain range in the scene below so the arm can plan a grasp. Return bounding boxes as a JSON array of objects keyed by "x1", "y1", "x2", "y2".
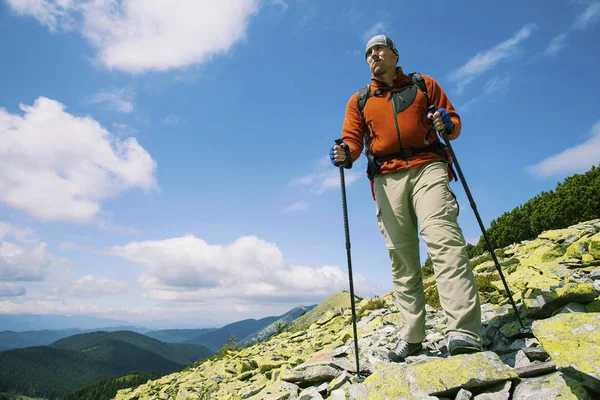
[
  {"x1": 0, "y1": 326, "x2": 150, "y2": 352},
  {"x1": 0, "y1": 304, "x2": 317, "y2": 399},
  {"x1": 185, "y1": 305, "x2": 315, "y2": 352},
  {"x1": 0, "y1": 314, "x2": 144, "y2": 332},
  {"x1": 144, "y1": 328, "x2": 217, "y2": 343}
]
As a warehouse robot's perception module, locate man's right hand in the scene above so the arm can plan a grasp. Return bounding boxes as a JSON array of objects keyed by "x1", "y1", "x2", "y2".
[{"x1": 329, "y1": 142, "x2": 350, "y2": 166}]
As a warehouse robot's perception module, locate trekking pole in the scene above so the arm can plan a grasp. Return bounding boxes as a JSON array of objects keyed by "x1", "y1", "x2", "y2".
[
  {"x1": 427, "y1": 106, "x2": 527, "y2": 331},
  {"x1": 334, "y1": 139, "x2": 365, "y2": 383}
]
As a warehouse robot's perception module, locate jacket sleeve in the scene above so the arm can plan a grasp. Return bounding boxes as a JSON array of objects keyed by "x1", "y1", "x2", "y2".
[
  {"x1": 423, "y1": 75, "x2": 462, "y2": 140},
  {"x1": 341, "y1": 92, "x2": 367, "y2": 160}
]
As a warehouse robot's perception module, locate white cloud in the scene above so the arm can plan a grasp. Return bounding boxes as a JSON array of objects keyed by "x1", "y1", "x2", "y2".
[
  {"x1": 449, "y1": 23, "x2": 536, "y2": 93},
  {"x1": 290, "y1": 169, "x2": 361, "y2": 195},
  {"x1": 460, "y1": 75, "x2": 511, "y2": 112},
  {"x1": 363, "y1": 22, "x2": 387, "y2": 41},
  {"x1": 107, "y1": 235, "x2": 374, "y2": 303},
  {"x1": 526, "y1": 120, "x2": 600, "y2": 178},
  {"x1": 87, "y1": 87, "x2": 134, "y2": 113},
  {"x1": 7, "y1": 0, "x2": 261, "y2": 73},
  {"x1": 7, "y1": 0, "x2": 75, "y2": 31},
  {"x1": 573, "y1": 1, "x2": 600, "y2": 29},
  {"x1": 69, "y1": 275, "x2": 128, "y2": 296},
  {"x1": 0, "y1": 223, "x2": 53, "y2": 295},
  {"x1": 0, "y1": 283, "x2": 27, "y2": 297},
  {"x1": 271, "y1": 0, "x2": 288, "y2": 11},
  {"x1": 544, "y1": 33, "x2": 569, "y2": 56},
  {"x1": 283, "y1": 200, "x2": 308, "y2": 214},
  {"x1": 0, "y1": 96, "x2": 157, "y2": 223}
]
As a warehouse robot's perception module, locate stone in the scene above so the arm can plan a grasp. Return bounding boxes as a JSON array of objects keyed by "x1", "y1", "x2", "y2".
[
  {"x1": 472, "y1": 381, "x2": 511, "y2": 399},
  {"x1": 363, "y1": 351, "x2": 517, "y2": 398},
  {"x1": 532, "y1": 312, "x2": 600, "y2": 392},
  {"x1": 298, "y1": 386, "x2": 324, "y2": 400},
  {"x1": 512, "y1": 371, "x2": 593, "y2": 400},
  {"x1": 552, "y1": 301, "x2": 587, "y2": 315},
  {"x1": 455, "y1": 388, "x2": 473, "y2": 400}
]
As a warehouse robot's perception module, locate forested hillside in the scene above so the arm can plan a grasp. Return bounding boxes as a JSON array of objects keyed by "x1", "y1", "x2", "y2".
[
  {"x1": 0, "y1": 331, "x2": 212, "y2": 399},
  {"x1": 471, "y1": 164, "x2": 600, "y2": 255}
]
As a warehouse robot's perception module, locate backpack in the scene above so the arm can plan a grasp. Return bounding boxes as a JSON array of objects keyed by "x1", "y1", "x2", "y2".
[{"x1": 356, "y1": 72, "x2": 457, "y2": 184}]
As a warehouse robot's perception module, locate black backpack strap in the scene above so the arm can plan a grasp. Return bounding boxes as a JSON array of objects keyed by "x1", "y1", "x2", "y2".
[
  {"x1": 408, "y1": 72, "x2": 428, "y2": 100},
  {"x1": 357, "y1": 84, "x2": 371, "y2": 115}
]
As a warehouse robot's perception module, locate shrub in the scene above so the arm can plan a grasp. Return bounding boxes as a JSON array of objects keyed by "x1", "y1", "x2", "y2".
[{"x1": 356, "y1": 297, "x2": 387, "y2": 320}]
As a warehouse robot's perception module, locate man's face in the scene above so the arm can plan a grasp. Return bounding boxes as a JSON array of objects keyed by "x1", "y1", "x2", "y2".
[{"x1": 366, "y1": 45, "x2": 397, "y2": 75}]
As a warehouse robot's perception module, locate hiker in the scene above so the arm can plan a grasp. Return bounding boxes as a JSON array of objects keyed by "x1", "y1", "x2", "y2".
[{"x1": 330, "y1": 34, "x2": 482, "y2": 361}]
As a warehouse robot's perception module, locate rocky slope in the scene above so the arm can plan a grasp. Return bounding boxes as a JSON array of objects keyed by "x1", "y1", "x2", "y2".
[{"x1": 114, "y1": 219, "x2": 600, "y2": 399}]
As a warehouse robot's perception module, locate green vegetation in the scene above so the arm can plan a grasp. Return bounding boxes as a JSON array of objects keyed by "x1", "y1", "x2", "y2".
[
  {"x1": 287, "y1": 291, "x2": 361, "y2": 332},
  {"x1": 0, "y1": 331, "x2": 212, "y2": 399},
  {"x1": 274, "y1": 322, "x2": 287, "y2": 334},
  {"x1": 215, "y1": 334, "x2": 238, "y2": 359},
  {"x1": 423, "y1": 279, "x2": 441, "y2": 309},
  {"x1": 61, "y1": 371, "x2": 163, "y2": 400},
  {"x1": 356, "y1": 297, "x2": 387, "y2": 320},
  {"x1": 0, "y1": 393, "x2": 45, "y2": 400},
  {"x1": 422, "y1": 255, "x2": 434, "y2": 278},
  {"x1": 470, "y1": 164, "x2": 600, "y2": 256}
]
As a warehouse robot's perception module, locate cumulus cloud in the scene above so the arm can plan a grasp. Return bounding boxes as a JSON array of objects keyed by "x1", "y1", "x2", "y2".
[
  {"x1": 7, "y1": 0, "x2": 261, "y2": 72},
  {"x1": 107, "y1": 235, "x2": 376, "y2": 303},
  {"x1": 526, "y1": 120, "x2": 600, "y2": 178},
  {"x1": 449, "y1": 23, "x2": 536, "y2": 93},
  {"x1": 0, "y1": 223, "x2": 54, "y2": 297},
  {"x1": 0, "y1": 96, "x2": 157, "y2": 223}
]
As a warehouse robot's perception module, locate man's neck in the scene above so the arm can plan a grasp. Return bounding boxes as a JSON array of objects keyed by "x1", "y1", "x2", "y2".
[{"x1": 374, "y1": 69, "x2": 396, "y2": 86}]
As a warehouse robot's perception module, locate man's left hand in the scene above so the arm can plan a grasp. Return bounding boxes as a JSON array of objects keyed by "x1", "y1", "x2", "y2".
[{"x1": 428, "y1": 108, "x2": 454, "y2": 134}]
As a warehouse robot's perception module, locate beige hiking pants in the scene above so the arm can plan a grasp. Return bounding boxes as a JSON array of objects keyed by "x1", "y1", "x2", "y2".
[{"x1": 373, "y1": 161, "x2": 481, "y2": 344}]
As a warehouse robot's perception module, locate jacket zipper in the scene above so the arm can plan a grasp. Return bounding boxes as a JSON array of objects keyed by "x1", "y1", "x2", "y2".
[{"x1": 390, "y1": 93, "x2": 409, "y2": 167}]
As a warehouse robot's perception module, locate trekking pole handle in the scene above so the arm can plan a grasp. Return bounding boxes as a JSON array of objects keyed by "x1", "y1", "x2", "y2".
[{"x1": 427, "y1": 105, "x2": 445, "y2": 137}]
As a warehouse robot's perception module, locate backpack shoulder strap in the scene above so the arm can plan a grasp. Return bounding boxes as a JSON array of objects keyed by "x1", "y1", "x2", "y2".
[
  {"x1": 408, "y1": 72, "x2": 428, "y2": 99},
  {"x1": 357, "y1": 84, "x2": 371, "y2": 115}
]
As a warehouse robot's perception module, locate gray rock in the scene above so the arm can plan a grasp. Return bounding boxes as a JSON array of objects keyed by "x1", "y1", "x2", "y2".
[
  {"x1": 455, "y1": 388, "x2": 473, "y2": 400},
  {"x1": 298, "y1": 386, "x2": 323, "y2": 400},
  {"x1": 282, "y1": 365, "x2": 341, "y2": 384},
  {"x1": 514, "y1": 350, "x2": 531, "y2": 369},
  {"x1": 552, "y1": 302, "x2": 587, "y2": 315},
  {"x1": 473, "y1": 381, "x2": 511, "y2": 400},
  {"x1": 512, "y1": 372, "x2": 593, "y2": 400}
]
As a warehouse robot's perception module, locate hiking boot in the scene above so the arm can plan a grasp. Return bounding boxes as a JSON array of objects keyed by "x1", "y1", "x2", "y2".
[
  {"x1": 388, "y1": 339, "x2": 421, "y2": 362},
  {"x1": 447, "y1": 335, "x2": 482, "y2": 356}
]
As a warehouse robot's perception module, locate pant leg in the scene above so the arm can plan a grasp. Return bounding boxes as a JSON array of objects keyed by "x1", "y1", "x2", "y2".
[
  {"x1": 411, "y1": 162, "x2": 482, "y2": 342},
  {"x1": 373, "y1": 171, "x2": 426, "y2": 343}
]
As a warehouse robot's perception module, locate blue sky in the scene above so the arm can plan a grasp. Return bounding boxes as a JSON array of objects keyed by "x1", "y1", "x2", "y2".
[{"x1": 0, "y1": 0, "x2": 599, "y2": 329}]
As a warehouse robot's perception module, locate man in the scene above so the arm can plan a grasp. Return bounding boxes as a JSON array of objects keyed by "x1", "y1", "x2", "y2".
[{"x1": 330, "y1": 34, "x2": 482, "y2": 361}]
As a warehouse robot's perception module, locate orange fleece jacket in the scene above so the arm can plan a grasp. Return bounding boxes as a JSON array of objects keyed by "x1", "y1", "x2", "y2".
[{"x1": 341, "y1": 67, "x2": 461, "y2": 175}]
